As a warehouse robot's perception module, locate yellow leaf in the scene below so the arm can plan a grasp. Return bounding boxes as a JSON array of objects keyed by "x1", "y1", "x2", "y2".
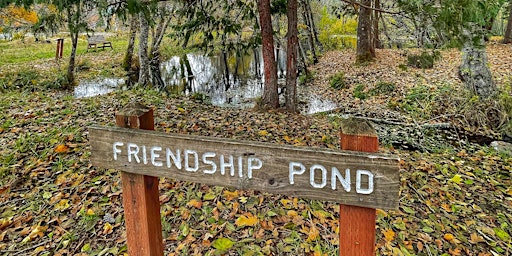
[
  {"x1": 287, "y1": 210, "x2": 298, "y2": 217},
  {"x1": 55, "y1": 144, "x2": 68, "y2": 153},
  {"x1": 258, "y1": 130, "x2": 269, "y2": 136},
  {"x1": 307, "y1": 225, "x2": 320, "y2": 242},
  {"x1": 54, "y1": 199, "x2": 70, "y2": 211},
  {"x1": 280, "y1": 199, "x2": 291, "y2": 208},
  {"x1": 0, "y1": 218, "x2": 13, "y2": 230},
  {"x1": 376, "y1": 209, "x2": 388, "y2": 218},
  {"x1": 444, "y1": 233, "x2": 455, "y2": 241},
  {"x1": 223, "y1": 190, "x2": 238, "y2": 201},
  {"x1": 23, "y1": 225, "x2": 48, "y2": 243},
  {"x1": 283, "y1": 135, "x2": 292, "y2": 142},
  {"x1": 449, "y1": 174, "x2": 462, "y2": 184},
  {"x1": 187, "y1": 199, "x2": 202, "y2": 209},
  {"x1": 383, "y1": 229, "x2": 395, "y2": 242},
  {"x1": 33, "y1": 246, "x2": 45, "y2": 253},
  {"x1": 103, "y1": 223, "x2": 113, "y2": 234},
  {"x1": 235, "y1": 213, "x2": 258, "y2": 227}
]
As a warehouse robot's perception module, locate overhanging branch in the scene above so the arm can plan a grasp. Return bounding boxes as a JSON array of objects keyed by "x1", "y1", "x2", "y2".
[{"x1": 340, "y1": 0, "x2": 402, "y2": 15}]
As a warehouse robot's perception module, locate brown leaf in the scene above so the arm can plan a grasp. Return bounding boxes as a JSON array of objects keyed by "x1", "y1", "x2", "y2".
[{"x1": 470, "y1": 233, "x2": 485, "y2": 244}]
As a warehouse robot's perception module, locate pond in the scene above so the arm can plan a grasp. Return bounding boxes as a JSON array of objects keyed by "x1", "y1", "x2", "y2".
[
  {"x1": 76, "y1": 49, "x2": 337, "y2": 114},
  {"x1": 74, "y1": 78, "x2": 124, "y2": 98}
]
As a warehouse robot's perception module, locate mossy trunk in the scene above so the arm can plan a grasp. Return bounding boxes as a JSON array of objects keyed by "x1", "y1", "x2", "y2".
[
  {"x1": 123, "y1": 16, "x2": 138, "y2": 72},
  {"x1": 504, "y1": 2, "x2": 512, "y2": 44},
  {"x1": 138, "y1": 12, "x2": 150, "y2": 87},
  {"x1": 459, "y1": 31, "x2": 496, "y2": 98}
]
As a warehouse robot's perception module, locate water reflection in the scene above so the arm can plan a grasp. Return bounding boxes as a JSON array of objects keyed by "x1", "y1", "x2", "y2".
[
  {"x1": 77, "y1": 49, "x2": 338, "y2": 114},
  {"x1": 74, "y1": 78, "x2": 123, "y2": 98}
]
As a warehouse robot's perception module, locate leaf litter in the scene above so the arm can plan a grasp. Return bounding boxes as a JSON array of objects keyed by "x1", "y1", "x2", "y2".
[{"x1": 0, "y1": 43, "x2": 511, "y2": 255}]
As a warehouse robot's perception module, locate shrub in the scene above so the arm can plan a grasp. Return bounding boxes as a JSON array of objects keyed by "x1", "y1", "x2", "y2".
[
  {"x1": 329, "y1": 72, "x2": 346, "y2": 90},
  {"x1": 353, "y1": 84, "x2": 368, "y2": 100},
  {"x1": 370, "y1": 81, "x2": 396, "y2": 96},
  {"x1": 298, "y1": 70, "x2": 315, "y2": 85},
  {"x1": 407, "y1": 51, "x2": 441, "y2": 69}
]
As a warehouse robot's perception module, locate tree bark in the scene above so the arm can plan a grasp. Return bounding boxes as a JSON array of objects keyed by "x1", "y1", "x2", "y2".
[
  {"x1": 373, "y1": 0, "x2": 382, "y2": 49},
  {"x1": 257, "y1": 0, "x2": 279, "y2": 109},
  {"x1": 286, "y1": 0, "x2": 298, "y2": 112},
  {"x1": 504, "y1": 2, "x2": 512, "y2": 44},
  {"x1": 149, "y1": 7, "x2": 173, "y2": 90},
  {"x1": 138, "y1": 12, "x2": 151, "y2": 87},
  {"x1": 459, "y1": 29, "x2": 497, "y2": 98},
  {"x1": 300, "y1": 0, "x2": 318, "y2": 64},
  {"x1": 356, "y1": 0, "x2": 375, "y2": 63},
  {"x1": 65, "y1": 4, "x2": 80, "y2": 89},
  {"x1": 304, "y1": 0, "x2": 322, "y2": 52},
  {"x1": 123, "y1": 15, "x2": 138, "y2": 72}
]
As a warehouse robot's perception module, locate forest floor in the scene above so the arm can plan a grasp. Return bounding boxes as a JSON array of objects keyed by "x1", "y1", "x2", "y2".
[{"x1": 0, "y1": 41, "x2": 512, "y2": 256}]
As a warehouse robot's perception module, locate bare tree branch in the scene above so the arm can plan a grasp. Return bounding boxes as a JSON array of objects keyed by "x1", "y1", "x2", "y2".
[{"x1": 340, "y1": 0, "x2": 402, "y2": 15}]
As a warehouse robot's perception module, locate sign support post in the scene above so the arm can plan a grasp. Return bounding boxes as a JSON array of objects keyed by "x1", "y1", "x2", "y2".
[
  {"x1": 115, "y1": 103, "x2": 164, "y2": 256},
  {"x1": 339, "y1": 118, "x2": 379, "y2": 256}
]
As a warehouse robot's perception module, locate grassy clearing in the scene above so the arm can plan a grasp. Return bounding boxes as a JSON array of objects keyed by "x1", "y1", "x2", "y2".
[{"x1": 0, "y1": 34, "x2": 130, "y2": 66}]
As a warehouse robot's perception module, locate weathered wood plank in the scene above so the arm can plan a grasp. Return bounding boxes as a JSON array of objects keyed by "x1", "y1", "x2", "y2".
[{"x1": 89, "y1": 126, "x2": 400, "y2": 210}]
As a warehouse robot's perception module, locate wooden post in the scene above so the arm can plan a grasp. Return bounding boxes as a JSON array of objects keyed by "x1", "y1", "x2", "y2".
[
  {"x1": 56, "y1": 38, "x2": 64, "y2": 60},
  {"x1": 115, "y1": 102, "x2": 164, "y2": 256},
  {"x1": 339, "y1": 118, "x2": 378, "y2": 256}
]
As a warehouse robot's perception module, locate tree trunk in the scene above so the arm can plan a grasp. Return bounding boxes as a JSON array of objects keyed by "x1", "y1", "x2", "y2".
[
  {"x1": 149, "y1": 11, "x2": 173, "y2": 90},
  {"x1": 373, "y1": 0, "x2": 382, "y2": 49},
  {"x1": 459, "y1": 30, "x2": 496, "y2": 98},
  {"x1": 285, "y1": 0, "x2": 298, "y2": 112},
  {"x1": 123, "y1": 15, "x2": 138, "y2": 72},
  {"x1": 300, "y1": 0, "x2": 317, "y2": 64},
  {"x1": 138, "y1": 12, "x2": 151, "y2": 87},
  {"x1": 65, "y1": 5, "x2": 80, "y2": 89},
  {"x1": 504, "y1": 2, "x2": 512, "y2": 44},
  {"x1": 304, "y1": 0, "x2": 322, "y2": 52},
  {"x1": 257, "y1": 0, "x2": 279, "y2": 109},
  {"x1": 356, "y1": 0, "x2": 375, "y2": 63}
]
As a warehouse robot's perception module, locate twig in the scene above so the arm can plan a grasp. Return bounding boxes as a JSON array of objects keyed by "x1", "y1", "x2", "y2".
[
  {"x1": 407, "y1": 183, "x2": 435, "y2": 213},
  {"x1": 339, "y1": 0, "x2": 402, "y2": 15},
  {"x1": 11, "y1": 240, "x2": 48, "y2": 256}
]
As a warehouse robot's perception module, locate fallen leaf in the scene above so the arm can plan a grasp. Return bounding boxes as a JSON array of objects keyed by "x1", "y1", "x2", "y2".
[
  {"x1": 223, "y1": 190, "x2": 238, "y2": 201},
  {"x1": 55, "y1": 144, "x2": 68, "y2": 153},
  {"x1": 383, "y1": 229, "x2": 395, "y2": 242},
  {"x1": 444, "y1": 233, "x2": 455, "y2": 242},
  {"x1": 212, "y1": 237, "x2": 234, "y2": 251},
  {"x1": 187, "y1": 199, "x2": 202, "y2": 209},
  {"x1": 236, "y1": 213, "x2": 258, "y2": 227},
  {"x1": 470, "y1": 233, "x2": 485, "y2": 243},
  {"x1": 103, "y1": 223, "x2": 113, "y2": 234},
  {"x1": 307, "y1": 225, "x2": 320, "y2": 242}
]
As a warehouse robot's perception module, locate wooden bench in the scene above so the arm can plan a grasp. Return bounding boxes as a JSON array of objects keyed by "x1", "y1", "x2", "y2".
[{"x1": 87, "y1": 35, "x2": 112, "y2": 52}]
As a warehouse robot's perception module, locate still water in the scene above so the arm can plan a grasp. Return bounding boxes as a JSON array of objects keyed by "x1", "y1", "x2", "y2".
[{"x1": 76, "y1": 49, "x2": 336, "y2": 114}]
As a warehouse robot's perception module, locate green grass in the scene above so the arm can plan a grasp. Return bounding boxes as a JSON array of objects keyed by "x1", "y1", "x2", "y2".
[{"x1": 0, "y1": 34, "x2": 130, "y2": 67}]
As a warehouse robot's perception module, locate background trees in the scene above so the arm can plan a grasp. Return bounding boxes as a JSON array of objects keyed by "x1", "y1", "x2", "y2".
[{"x1": 2, "y1": 0, "x2": 512, "y2": 104}]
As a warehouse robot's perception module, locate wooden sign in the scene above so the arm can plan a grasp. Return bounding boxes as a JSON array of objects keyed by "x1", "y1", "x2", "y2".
[{"x1": 89, "y1": 126, "x2": 400, "y2": 210}]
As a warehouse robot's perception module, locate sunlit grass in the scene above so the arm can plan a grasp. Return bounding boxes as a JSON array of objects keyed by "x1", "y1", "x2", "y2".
[{"x1": 0, "y1": 33, "x2": 131, "y2": 67}]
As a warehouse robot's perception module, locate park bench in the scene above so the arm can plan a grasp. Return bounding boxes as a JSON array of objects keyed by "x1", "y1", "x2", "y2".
[{"x1": 87, "y1": 35, "x2": 112, "y2": 52}]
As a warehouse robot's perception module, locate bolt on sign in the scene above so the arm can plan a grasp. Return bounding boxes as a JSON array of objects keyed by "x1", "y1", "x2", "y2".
[{"x1": 89, "y1": 126, "x2": 400, "y2": 210}]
